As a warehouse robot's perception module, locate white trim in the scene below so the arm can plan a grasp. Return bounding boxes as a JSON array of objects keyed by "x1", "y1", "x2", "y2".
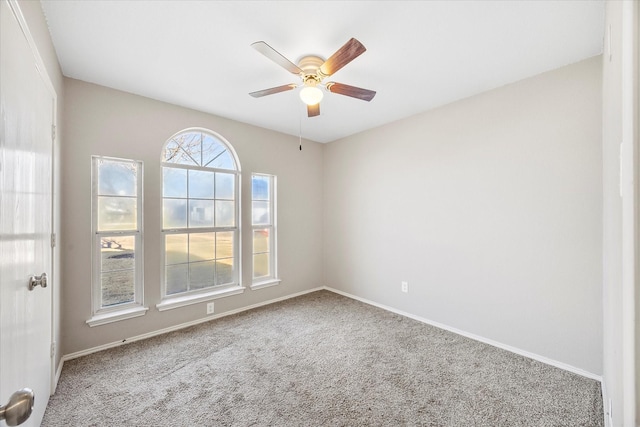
[
  {"x1": 86, "y1": 306, "x2": 149, "y2": 327},
  {"x1": 619, "y1": 2, "x2": 638, "y2": 425},
  {"x1": 156, "y1": 285, "x2": 245, "y2": 311},
  {"x1": 53, "y1": 358, "x2": 64, "y2": 394},
  {"x1": 250, "y1": 279, "x2": 281, "y2": 290},
  {"x1": 323, "y1": 286, "x2": 603, "y2": 382},
  {"x1": 7, "y1": 0, "x2": 56, "y2": 96},
  {"x1": 62, "y1": 287, "x2": 324, "y2": 362},
  {"x1": 602, "y1": 380, "x2": 612, "y2": 427}
]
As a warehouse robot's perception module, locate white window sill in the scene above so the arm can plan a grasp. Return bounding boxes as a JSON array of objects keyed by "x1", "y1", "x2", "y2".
[
  {"x1": 156, "y1": 285, "x2": 245, "y2": 312},
  {"x1": 250, "y1": 278, "x2": 281, "y2": 290},
  {"x1": 87, "y1": 306, "x2": 149, "y2": 327}
]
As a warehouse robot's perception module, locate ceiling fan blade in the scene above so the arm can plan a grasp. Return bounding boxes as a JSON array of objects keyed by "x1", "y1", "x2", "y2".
[
  {"x1": 307, "y1": 103, "x2": 320, "y2": 117},
  {"x1": 326, "y1": 82, "x2": 376, "y2": 101},
  {"x1": 249, "y1": 84, "x2": 297, "y2": 98},
  {"x1": 319, "y1": 38, "x2": 367, "y2": 77},
  {"x1": 251, "y1": 41, "x2": 303, "y2": 75}
]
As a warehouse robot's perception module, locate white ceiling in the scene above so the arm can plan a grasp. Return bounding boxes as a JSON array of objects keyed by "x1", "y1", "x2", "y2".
[{"x1": 40, "y1": 1, "x2": 605, "y2": 143}]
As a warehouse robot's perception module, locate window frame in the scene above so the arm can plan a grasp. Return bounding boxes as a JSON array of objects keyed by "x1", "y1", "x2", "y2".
[
  {"x1": 88, "y1": 156, "x2": 147, "y2": 327},
  {"x1": 251, "y1": 173, "x2": 280, "y2": 289},
  {"x1": 158, "y1": 128, "x2": 244, "y2": 311}
]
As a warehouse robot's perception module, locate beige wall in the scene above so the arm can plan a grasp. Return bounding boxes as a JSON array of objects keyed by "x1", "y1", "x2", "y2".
[
  {"x1": 17, "y1": 0, "x2": 65, "y2": 373},
  {"x1": 324, "y1": 56, "x2": 603, "y2": 375},
  {"x1": 61, "y1": 78, "x2": 324, "y2": 354}
]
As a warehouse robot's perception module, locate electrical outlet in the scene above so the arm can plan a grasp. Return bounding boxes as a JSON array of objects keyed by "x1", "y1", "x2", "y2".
[
  {"x1": 401, "y1": 281, "x2": 408, "y2": 293},
  {"x1": 206, "y1": 302, "x2": 215, "y2": 314}
]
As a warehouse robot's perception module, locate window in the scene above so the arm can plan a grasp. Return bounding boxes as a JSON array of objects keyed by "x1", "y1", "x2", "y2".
[
  {"x1": 88, "y1": 156, "x2": 147, "y2": 326},
  {"x1": 159, "y1": 129, "x2": 242, "y2": 310},
  {"x1": 251, "y1": 174, "x2": 279, "y2": 289}
]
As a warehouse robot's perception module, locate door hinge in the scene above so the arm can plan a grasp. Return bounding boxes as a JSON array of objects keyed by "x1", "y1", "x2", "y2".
[
  {"x1": 51, "y1": 233, "x2": 56, "y2": 248},
  {"x1": 50, "y1": 342, "x2": 56, "y2": 358},
  {"x1": 51, "y1": 124, "x2": 56, "y2": 141}
]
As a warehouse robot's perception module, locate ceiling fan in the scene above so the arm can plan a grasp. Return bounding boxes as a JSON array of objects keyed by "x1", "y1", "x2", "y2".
[{"x1": 249, "y1": 38, "x2": 376, "y2": 117}]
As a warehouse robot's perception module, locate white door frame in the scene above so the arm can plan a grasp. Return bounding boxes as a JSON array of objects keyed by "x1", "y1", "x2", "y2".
[
  {"x1": 620, "y1": 1, "x2": 638, "y2": 425},
  {"x1": 6, "y1": 0, "x2": 58, "y2": 394}
]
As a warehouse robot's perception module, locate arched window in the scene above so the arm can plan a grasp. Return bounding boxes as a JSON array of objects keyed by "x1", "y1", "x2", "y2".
[{"x1": 159, "y1": 129, "x2": 242, "y2": 309}]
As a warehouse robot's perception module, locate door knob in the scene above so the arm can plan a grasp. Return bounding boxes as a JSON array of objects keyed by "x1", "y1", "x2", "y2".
[
  {"x1": 28, "y1": 273, "x2": 47, "y2": 291},
  {"x1": 0, "y1": 388, "x2": 34, "y2": 426}
]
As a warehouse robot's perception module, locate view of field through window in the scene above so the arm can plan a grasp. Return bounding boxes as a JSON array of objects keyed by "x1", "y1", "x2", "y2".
[
  {"x1": 165, "y1": 232, "x2": 234, "y2": 294},
  {"x1": 95, "y1": 158, "x2": 141, "y2": 308},
  {"x1": 100, "y1": 236, "x2": 135, "y2": 306},
  {"x1": 252, "y1": 174, "x2": 273, "y2": 280},
  {"x1": 161, "y1": 130, "x2": 239, "y2": 297}
]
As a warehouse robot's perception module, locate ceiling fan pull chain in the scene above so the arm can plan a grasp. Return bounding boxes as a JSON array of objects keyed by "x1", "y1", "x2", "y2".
[{"x1": 299, "y1": 105, "x2": 302, "y2": 151}]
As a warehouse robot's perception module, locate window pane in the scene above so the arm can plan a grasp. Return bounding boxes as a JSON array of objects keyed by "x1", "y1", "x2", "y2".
[
  {"x1": 175, "y1": 133, "x2": 202, "y2": 165},
  {"x1": 189, "y1": 199, "x2": 215, "y2": 228},
  {"x1": 215, "y1": 200, "x2": 235, "y2": 227},
  {"x1": 253, "y1": 253, "x2": 270, "y2": 279},
  {"x1": 166, "y1": 264, "x2": 188, "y2": 295},
  {"x1": 216, "y1": 231, "x2": 234, "y2": 259},
  {"x1": 177, "y1": 132, "x2": 201, "y2": 148},
  {"x1": 99, "y1": 160, "x2": 137, "y2": 197},
  {"x1": 202, "y1": 136, "x2": 228, "y2": 167},
  {"x1": 101, "y1": 236, "x2": 135, "y2": 272},
  {"x1": 252, "y1": 201, "x2": 270, "y2": 225},
  {"x1": 98, "y1": 197, "x2": 137, "y2": 231},
  {"x1": 163, "y1": 167, "x2": 187, "y2": 198},
  {"x1": 163, "y1": 199, "x2": 187, "y2": 229},
  {"x1": 253, "y1": 229, "x2": 269, "y2": 254},
  {"x1": 165, "y1": 234, "x2": 188, "y2": 265},
  {"x1": 189, "y1": 232, "x2": 215, "y2": 262},
  {"x1": 188, "y1": 170, "x2": 215, "y2": 199},
  {"x1": 215, "y1": 172, "x2": 234, "y2": 200},
  {"x1": 190, "y1": 261, "x2": 215, "y2": 290},
  {"x1": 252, "y1": 175, "x2": 270, "y2": 201},
  {"x1": 209, "y1": 150, "x2": 235, "y2": 170},
  {"x1": 216, "y1": 258, "x2": 234, "y2": 285},
  {"x1": 163, "y1": 140, "x2": 181, "y2": 163},
  {"x1": 163, "y1": 139, "x2": 198, "y2": 166},
  {"x1": 101, "y1": 269, "x2": 135, "y2": 307}
]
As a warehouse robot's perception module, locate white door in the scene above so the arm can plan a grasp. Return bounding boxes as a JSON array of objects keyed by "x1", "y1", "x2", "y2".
[{"x1": 0, "y1": 1, "x2": 54, "y2": 425}]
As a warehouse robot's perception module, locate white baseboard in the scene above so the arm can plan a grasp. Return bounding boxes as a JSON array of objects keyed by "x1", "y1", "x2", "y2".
[
  {"x1": 323, "y1": 286, "x2": 603, "y2": 383},
  {"x1": 58, "y1": 286, "x2": 324, "y2": 370},
  {"x1": 56, "y1": 285, "x2": 602, "y2": 396},
  {"x1": 53, "y1": 358, "x2": 64, "y2": 393}
]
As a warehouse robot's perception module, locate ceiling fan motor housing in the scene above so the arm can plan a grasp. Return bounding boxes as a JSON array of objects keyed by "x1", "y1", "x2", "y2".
[{"x1": 297, "y1": 55, "x2": 325, "y2": 75}]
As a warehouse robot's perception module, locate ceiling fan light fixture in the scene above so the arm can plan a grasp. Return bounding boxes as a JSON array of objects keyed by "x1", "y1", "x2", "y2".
[{"x1": 299, "y1": 86, "x2": 323, "y2": 106}]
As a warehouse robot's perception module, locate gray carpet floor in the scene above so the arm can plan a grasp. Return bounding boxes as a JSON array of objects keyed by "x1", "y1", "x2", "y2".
[{"x1": 43, "y1": 290, "x2": 603, "y2": 426}]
